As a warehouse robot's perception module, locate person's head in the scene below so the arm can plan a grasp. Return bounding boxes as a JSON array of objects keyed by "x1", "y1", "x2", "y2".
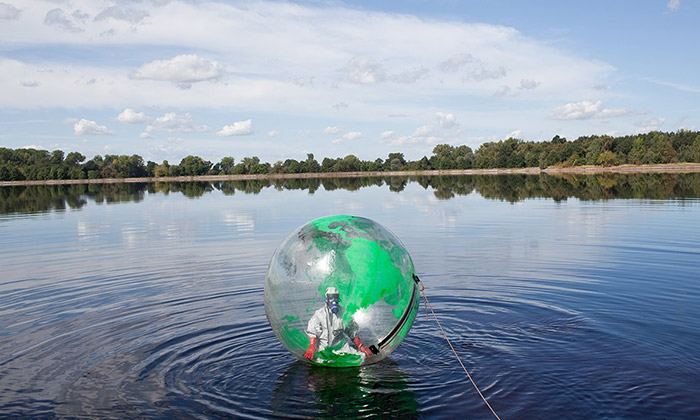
[{"x1": 325, "y1": 287, "x2": 340, "y2": 314}]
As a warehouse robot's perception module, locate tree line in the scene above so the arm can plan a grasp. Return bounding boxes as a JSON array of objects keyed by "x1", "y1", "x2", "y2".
[{"x1": 1, "y1": 130, "x2": 699, "y2": 181}]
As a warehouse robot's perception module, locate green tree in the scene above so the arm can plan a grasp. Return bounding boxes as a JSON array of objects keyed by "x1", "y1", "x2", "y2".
[
  {"x1": 597, "y1": 150, "x2": 618, "y2": 167},
  {"x1": 218, "y1": 157, "x2": 236, "y2": 174},
  {"x1": 430, "y1": 144, "x2": 455, "y2": 169},
  {"x1": 385, "y1": 152, "x2": 406, "y2": 171},
  {"x1": 334, "y1": 155, "x2": 362, "y2": 172},
  {"x1": 628, "y1": 137, "x2": 645, "y2": 164},
  {"x1": 179, "y1": 155, "x2": 212, "y2": 176},
  {"x1": 126, "y1": 154, "x2": 147, "y2": 177},
  {"x1": 361, "y1": 158, "x2": 384, "y2": 172},
  {"x1": 551, "y1": 135, "x2": 567, "y2": 144},
  {"x1": 584, "y1": 136, "x2": 610, "y2": 165},
  {"x1": 154, "y1": 160, "x2": 170, "y2": 177},
  {"x1": 684, "y1": 134, "x2": 700, "y2": 162},
  {"x1": 284, "y1": 159, "x2": 303, "y2": 173},
  {"x1": 321, "y1": 157, "x2": 339, "y2": 172},
  {"x1": 417, "y1": 156, "x2": 431, "y2": 170},
  {"x1": 146, "y1": 161, "x2": 157, "y2": 177},
  {"x1": 50, "y1": 150, "x2": 65, "y2": 165},
  {"x1": 65, "y1": 151, "x2": 86, "y2": 167},
  {"x1": 305, "y1": 153, "x2": 321, "y2": 173},
  {"x1": 83, "y1": 155, "x2": 104, "y2": 179},
  {"x1": 454, "y1": 145, "x2": 473, "y2": 169},
  {"x1": 234, "y1": 156, "x2": 269, "y2": 174}
]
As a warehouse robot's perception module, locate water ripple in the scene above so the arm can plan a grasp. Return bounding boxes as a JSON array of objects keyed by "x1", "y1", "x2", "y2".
[{"x1": 2, "y1": 183, "x2": 700, "y2": 419}]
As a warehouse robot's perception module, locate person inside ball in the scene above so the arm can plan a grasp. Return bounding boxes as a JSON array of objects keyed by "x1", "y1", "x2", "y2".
[{"x1": 304, "y1": 287, "x2": 373, "y2": 361}]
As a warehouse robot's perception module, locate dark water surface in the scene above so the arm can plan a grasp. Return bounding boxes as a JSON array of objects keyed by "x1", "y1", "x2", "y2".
[{"x1": 1, "y1": 174, "x2": 699, "y2": 419}]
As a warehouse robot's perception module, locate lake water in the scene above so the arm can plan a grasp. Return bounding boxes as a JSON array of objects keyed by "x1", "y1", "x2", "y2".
[{"x1": 1, "y1": 174, "x2": 699, "y2": 419}]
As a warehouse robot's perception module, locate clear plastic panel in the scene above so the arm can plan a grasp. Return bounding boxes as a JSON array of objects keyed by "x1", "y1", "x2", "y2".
[{"x1": 264, "y1": 215, "x2": 418, "y2": 367}]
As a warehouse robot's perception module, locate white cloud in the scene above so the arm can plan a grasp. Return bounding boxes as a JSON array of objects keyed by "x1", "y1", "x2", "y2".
[
  {"x1": 635, "y1": 117, "x2": 665, "y2": 133},
  {"x1": 344, "y1": 56, "x2": 386, "y2": 84},
  {"x1": 21, "y1": 80, "x2": 39, "y2": 87},
  {"x1": 116, "y1": 108, "x2": 150, "y2": 124},
  {"x1": 71, "y1": 9, "x2": 89, "y2": 23},
  {"x1": 44, "y1": 8, "x2": 83, "y2": 32},
  {"x1": 217, "y1": 119, "x2": 254, "y2": 136},
  {"x1": 493, "y1": 85, "x2": 511, "y2": 97},
  {"x1": 413, "y1": 125, "x2": 436, "y2": 138},
  {"x1": 392, "y1": 67, "x2": 429, "y2": 84},
  {"x1": 0, "y1": 2, "x2": 615, "y2": 116},
  {"x1": 131, "y1": 54, "x2": 224, "y2": 86},
  {"x1": 436, "y1": 112, "x2": 457, "y2": 128},
  {"x1": 94, "y1": 6, "x2": 148, "y2": 23},
  {"x1": 74, "y1": 119, "x2": 114, "y2": 135},
  {"x1": 388, "y1": 125, "x2": 441, "y2": 146},
  {"x1": 507, "y1": 129, "x2": 524, "y2": 139},
  {"x1": 343, "y1": 56, "x2": 428, "y2": 84},
  {"x1": 0, "y1": 2, "x2": 21, "y2": 20},
  {"x1": 438, "y1": 54, "x2": 478, "y2": 72},
  {"x1": 344, "y1": 131, "x2": 362, "y2": 140},
  {"x1": 146, "y1": 112, "x2": 208, "y2": 133},
  {"x1": 0, "y1": 0, "x2": 621, "y2": 148},
  {"x1": 519, "y1": 79, "x2": 540, "y2": 90},
  {"x1": 464, "y1": 65, "x2": 508, "y2": 82},
  {"x1": 267, "y1": 130, "x2": 279, "y2": 137},
  {"x1": 21, "y1": 144, "x2": 46, "y2": 150},
  {"x1": 667, "y1": 0, "x2": 680, "y2": 12},
  {"x1": 388, "y1": 136, "x2": 418, "y2": 146},
  {"x1": 383, "y1": 116, "x2": 471, "y2": 146},
  {"x1": 550, "y1": 100, "x2": 633, "y2": 120},
  {"x1": 139, "y1": 132, "x2": 153, "y2": 139},
  {"x1": 149, "y1": 137, "x2": 185, "y2": 161},
  {"x1": 440, "y1": 53, "x2": 509, "y2": 83},
  {"x1": 294, "y1": 76, "x2": 314, "y2": 87},
  {"x1": 323, "y1": 126, "x2": 343, "y2": 135},
  {"x1": 332, "y1": 131, "x2": 362, "y2": 143}
]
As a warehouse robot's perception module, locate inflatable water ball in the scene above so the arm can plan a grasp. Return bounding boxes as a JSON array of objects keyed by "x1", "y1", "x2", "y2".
[{"x1": 264, "y1": 215, "x2": 420, "y2": 367}]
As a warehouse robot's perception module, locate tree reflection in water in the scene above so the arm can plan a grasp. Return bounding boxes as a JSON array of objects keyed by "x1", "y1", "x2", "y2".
[
  {"x1": 2, "y1": 173, "x2": 699, "y2": 215},
  {"x1": 270, "y1": 360, "x2": 419, "y2": 419}
]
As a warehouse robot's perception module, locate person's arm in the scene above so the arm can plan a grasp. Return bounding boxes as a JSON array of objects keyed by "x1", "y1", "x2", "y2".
[
  {"x1": 304, "y1": 310, "x2": 322, "y2": 360},
  {"x1": 353, "y1": 336, "x2": 372, "y2": 356},
  {"x1": 304, "y1": 336, "x2": 317, "y2": 359}
]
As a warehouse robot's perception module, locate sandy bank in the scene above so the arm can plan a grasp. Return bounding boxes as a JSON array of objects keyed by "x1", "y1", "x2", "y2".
[{"x1": 2, "y1": 163, "x2": 700, "y2": 187}]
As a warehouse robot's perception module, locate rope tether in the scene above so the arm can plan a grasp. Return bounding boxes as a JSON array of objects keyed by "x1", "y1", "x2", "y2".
[{"x1": 414, "y1": 276, "x2": 502, "y2": 420}]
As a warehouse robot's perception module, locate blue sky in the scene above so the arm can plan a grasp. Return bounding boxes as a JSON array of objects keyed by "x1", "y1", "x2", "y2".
[{"x1": 1, "y1": 0, "x2": 698, "y2": 164}]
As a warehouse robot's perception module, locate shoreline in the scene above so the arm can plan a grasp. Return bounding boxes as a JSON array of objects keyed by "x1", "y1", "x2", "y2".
[{"x1": 2, "y1": 163, "x2": 700, "y2": 187}]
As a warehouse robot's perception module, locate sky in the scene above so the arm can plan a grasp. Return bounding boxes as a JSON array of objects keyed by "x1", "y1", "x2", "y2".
[{"x1": 1, "y1": 0, "x2": 699, "y2": 164}]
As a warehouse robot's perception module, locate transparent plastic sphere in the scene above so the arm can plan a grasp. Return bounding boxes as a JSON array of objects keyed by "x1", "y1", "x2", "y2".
[{"x1": 264, "y1": 215, "x2": 419, "y2": 367}]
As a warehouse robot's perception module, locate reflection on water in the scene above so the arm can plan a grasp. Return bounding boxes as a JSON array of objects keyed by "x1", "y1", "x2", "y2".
[
  {"x1": 2, "y1": 173, "x2": 700, "y2": 215},
  {"x1": 271, "y1": 361, "x2": 419, "y2": 419},
  {"x1": 1, "y1": 173, "x2": 699, "y2": 419}
]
